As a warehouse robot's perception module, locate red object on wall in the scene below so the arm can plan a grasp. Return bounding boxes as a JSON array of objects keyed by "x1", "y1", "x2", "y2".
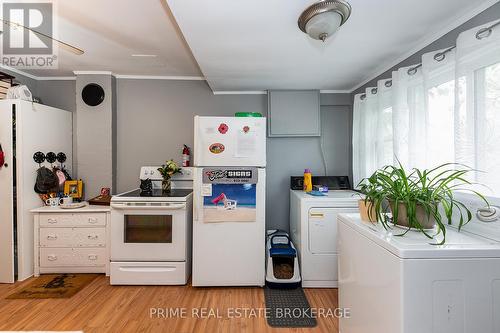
[{"x1": 182, "y1": 144, "x2": 190, "y2": 167}]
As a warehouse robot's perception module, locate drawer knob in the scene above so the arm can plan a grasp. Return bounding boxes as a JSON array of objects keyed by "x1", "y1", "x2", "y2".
[
  {"x1": 46, "y1": 235, "x2": 58, "y2": 240},
  {"x1": 88, "y1": 254, "x2": 98, "y2": 260},
  {"x1": 47, "y1": 218, "x2": 57, "y2": 224},
  {"x1": 47, "y1": 255, "x2": 58, "y2": 261},
  {"x1": 88, "y1": 218, "x2": 98, "y2": 224},
  {"x1": 87, "y1": 235, "x2": 98, "y2": 240}
]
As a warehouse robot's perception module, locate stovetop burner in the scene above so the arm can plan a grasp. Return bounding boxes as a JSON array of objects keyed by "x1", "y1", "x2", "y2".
[{"x1": 119, "y1": 188, "x2": 193, "y2": 198}]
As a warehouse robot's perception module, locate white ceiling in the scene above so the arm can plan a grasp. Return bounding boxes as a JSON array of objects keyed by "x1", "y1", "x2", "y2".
[
  {"x1": 166, "y1": 0, "x2": 498, "y2": 92},
  {"x1": 19, "y1": 0, "x2": 202, "y2": 77},
  {"x1": 3, "y1": 0, "x2": 497, "y2": 92}
]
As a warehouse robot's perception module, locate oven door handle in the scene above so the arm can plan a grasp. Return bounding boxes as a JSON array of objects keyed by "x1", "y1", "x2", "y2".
[{"x1": 110, "y1": 203, "x2": 186, "y2": 210}]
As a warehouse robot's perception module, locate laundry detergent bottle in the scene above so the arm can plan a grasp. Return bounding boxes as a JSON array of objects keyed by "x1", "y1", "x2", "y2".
[{"x1": 303, "y1": 169, "x2": 313, "y2": 192}]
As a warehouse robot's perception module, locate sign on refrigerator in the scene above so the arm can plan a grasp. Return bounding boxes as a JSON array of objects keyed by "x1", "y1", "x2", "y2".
[{"x1": 201, "y1": 167, "x2": 257, "y2": 223}]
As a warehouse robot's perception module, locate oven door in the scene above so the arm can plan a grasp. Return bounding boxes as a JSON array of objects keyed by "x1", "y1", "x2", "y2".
[{"x1": 110, "y1": 202, "x2": 187, "y2": 261}]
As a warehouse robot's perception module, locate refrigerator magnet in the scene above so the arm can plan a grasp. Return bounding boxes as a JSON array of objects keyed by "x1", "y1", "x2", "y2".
[
  {"x1": 201, "y1": 184, "x2": 213, "y2": 196},
  {"x1": 218, "y1": 123, "x2": 229, "y2": 134},
  {"x1": 209, "y1": 143, "x2": 225, "y2": 154},
  {"x1": 243, "y1": 126, "x2": 250, "y2": 133}
]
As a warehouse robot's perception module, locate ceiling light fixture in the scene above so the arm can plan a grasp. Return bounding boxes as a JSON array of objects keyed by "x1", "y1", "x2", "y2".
[{"x1": 298, "y1": 0, "x2": 351, "y2": 42}]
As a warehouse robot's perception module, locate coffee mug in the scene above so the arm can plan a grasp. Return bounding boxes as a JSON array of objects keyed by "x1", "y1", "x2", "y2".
[
  {"x1": 45, "y1": 197, "x2": 60, "y2": 207},
  {"x1": 59, "y1": 196, "x2": 73, "y2": 206}
]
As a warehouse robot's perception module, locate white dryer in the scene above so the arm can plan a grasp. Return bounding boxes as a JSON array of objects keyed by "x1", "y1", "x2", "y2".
[
  {"x1": 290, "y1": 176, "x2": 359, "y2": 288},
  {"x1": 338, "y1": 193, "x2": 500, "y2": 333}
]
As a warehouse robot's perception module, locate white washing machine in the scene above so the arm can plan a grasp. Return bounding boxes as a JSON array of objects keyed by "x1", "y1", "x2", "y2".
[
  {"x1": 290, "y1": 176, "x2": 359, "y2": 288},
  {"x1": 338, "y1": 193, "x2": 500, "y2": 333}
]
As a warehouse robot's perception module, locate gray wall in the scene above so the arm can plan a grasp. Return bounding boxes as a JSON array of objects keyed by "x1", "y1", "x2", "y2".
[
  {"x1": 76, "y1": 74, "x2": 115, "y2": 199},
  {"x1": 37, "y1": 80, "x2": 76, "y2": 111},
  {"x1": 4, "y1": 65, "x2": 352, "y2": 234},
  {"x1": 37, "y1": 80, "x2": 77, "y2": 174},
  {"x1": 353, "y1": 2, "x2": 500, "y2": 94},
  {"x1": 116, "y1": 79, "x2": 351, "y2": 230},
  {"x1": 2, "y1": 70, "x2": 352, "y2": 230},
  {"x1": 267, "y1": 94, "x2": 352, "y2": 231},
  {"x1": 115, "y1": 79, "x2": 267, "y2": 192},
  {"x1": 0, "y1": 68, "x2": 76, "y2": 110}
]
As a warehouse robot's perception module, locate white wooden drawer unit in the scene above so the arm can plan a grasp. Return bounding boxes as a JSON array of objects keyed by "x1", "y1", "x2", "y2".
[
  {"x1": 31, "y1": 205, "x2": 111, "y2": 276},
  {"x1": 39, "y1": 213, "x2": 106, "y2": 227}
]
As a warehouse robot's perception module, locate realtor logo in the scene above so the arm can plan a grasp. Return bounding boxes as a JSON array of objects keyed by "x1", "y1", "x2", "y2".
[{"x1": 1, "y1": 1, "x2": 58, "y2": 68}]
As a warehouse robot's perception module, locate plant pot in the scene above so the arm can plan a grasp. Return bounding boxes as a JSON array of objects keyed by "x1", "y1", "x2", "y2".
[
  {"x1": 390, "y1": 201, "x2": 436, "y2": 229},
  {"x1": 162, "y1": 179, "x2": 171, "y2": 192},
  {"x1": 358, "y1": 199, "x2": 376, "y2": 222}
]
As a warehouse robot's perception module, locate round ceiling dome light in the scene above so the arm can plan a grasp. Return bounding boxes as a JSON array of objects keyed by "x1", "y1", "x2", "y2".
[{"x1": 298, "y1": 0, "x2": 351, "y2": 42}]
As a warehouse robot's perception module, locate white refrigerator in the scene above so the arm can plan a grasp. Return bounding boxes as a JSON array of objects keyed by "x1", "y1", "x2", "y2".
[
  {"x1": 192, "y1": 116, "x2": 266, "y2": 286},
  {"x1": 0, "y1": 100, "x2": 72, "y2": 283}
]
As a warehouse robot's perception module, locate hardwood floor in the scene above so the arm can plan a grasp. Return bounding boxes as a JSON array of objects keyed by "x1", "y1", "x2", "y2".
[{"x1": 0, "y1": 276, "x2": 339, "y2": 333}]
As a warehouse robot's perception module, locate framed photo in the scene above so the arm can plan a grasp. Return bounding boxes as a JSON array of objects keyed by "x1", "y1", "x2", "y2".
[
  {"x1": 64, "y1": 180, "x2": 83, "y2": 199},
  {"x1": 100, "y1": 187, "x2": 110, "y2": 196}
]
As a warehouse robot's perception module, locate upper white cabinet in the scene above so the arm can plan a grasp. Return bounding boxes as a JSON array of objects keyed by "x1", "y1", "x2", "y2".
[{"x1": 267, "y1": 90, "x2": 320, "y2": 137}]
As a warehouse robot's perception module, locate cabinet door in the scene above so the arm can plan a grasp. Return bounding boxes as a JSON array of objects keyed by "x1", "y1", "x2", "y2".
[{"x1": 268, "y1": 90, "x2": 320, "y2": 137}]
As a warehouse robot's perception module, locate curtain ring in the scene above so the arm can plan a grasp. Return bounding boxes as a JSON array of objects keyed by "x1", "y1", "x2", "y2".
[
  {"x1": 384, "y1": 80, "x2": 392, "y2": 88},
  {"x1": 360, "y1": 94, "x2": 366, "y2": 100},
  {"x1": 407, "y1": 66, "x2": 418, "y2": 75},
  {"x1": 433, "y1": 52, "x2": 445, "y2": 62},
  {"x1": 371, "y1": 88, "x2": 377, "y2": 94},
  {"x1": 476, "y1": 27, "x2": 492, "y2": 40}
]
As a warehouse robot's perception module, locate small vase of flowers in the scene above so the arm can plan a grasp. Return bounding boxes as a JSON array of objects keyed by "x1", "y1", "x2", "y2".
[{"x1": 158, "y1": 160, "x2": 181, "y2": 192}]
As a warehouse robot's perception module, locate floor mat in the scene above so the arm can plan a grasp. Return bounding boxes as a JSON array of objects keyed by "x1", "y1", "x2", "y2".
[
  {"x1": 264, "y1": 287, "x2": 318, "y2": 328},
  {"x1": 6, "y1": 273, "x2": 99, "y2": 299}
]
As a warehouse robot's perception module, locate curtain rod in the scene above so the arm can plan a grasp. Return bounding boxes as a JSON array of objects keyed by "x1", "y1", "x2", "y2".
[
  {"x1": 406, "y1": 21, "x2": 500, "y2": 76},
  {"x1": 359, "y1": 20, "x2": 500, "y2": 100},
  {"x1": 361, "y1": 44, "x2": 456, "y2": 98},
  {"x1": 407, "y1": 45, "x2": 456, "y2": 75}
]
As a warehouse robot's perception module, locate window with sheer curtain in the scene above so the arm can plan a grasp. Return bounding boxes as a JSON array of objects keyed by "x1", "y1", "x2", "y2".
[{"x1": 352, "y1": 19, "x2": 500, "y2": 197}]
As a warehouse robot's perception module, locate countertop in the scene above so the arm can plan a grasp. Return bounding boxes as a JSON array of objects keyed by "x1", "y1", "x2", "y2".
[{"x1": 30, "y1": 203, "x2": 111, "y2": 213}]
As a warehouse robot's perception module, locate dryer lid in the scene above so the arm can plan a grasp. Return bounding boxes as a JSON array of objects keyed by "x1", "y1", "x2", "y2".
[{"x1": 338, "y1": 213, "x2": 500, "y2": 259}]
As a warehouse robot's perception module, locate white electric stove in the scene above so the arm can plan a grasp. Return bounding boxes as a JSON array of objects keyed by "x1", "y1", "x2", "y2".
[{"x1": 110, "y1": 167, "x2": 193, "y2": 285}]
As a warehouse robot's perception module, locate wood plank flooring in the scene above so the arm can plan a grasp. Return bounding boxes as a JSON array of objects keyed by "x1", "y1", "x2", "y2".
[{"x1": 0, "y1": 276, "x2": 339, "y2": 333}]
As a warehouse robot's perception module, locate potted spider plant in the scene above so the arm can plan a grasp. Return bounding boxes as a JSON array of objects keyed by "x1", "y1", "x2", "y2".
[
  {"x1": 357, "y1": 162, "x2": 488, "y2": 244},
  {"x1": 357, "y1": 173, "x2": 378, "y2": 222},
  {"x1": 157, "y1": 160, "x2": 181, "y2": 192}
]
